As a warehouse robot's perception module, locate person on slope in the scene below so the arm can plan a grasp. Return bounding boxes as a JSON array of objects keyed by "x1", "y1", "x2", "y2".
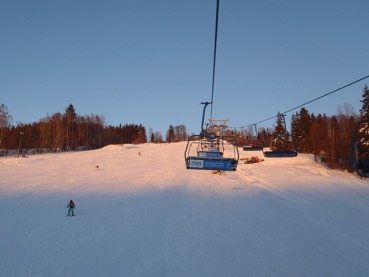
[{"x1": 66, "y1": 200, "x2": 76, "y2": 216}]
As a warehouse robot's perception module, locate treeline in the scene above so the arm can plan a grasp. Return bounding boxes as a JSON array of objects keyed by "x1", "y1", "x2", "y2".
[
  {"x1": 234, "y1": 108, "x2": 362, "y2": 172},
  {"x1": 0, "y1": 103, "x2": 191, "y2": 157},
  {"x1": 0, "y1": 104, "x2": 149, "y2": 156},
  {"x1": 290, "y1": 107, "x2": 357, "y2": 170},
  {"x1": 1, "y1": 84, "x2": 368, "y2": 174},
  {"x1": 232, "y1": 85, "x2": 369, "y2": 172}
]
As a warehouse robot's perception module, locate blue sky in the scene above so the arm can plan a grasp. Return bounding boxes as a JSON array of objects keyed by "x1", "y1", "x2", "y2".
[{"x1": 1, "y1": 0, "x2": 369, "y2": 135}]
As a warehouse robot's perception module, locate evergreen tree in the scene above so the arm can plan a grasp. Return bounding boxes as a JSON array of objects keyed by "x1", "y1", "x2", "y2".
[
  {"x1": 270, "y1": 113, "x2": 289, "y2": 151},
  {"x1": 291, "y1": 112, "x2": 301, "y2": 151},
  {"x1": 64, "y1": 104, "x2": 77, "y2": 150},
  {"x1": 299, "y1": 107, "x2": 311, "y2": 153},
  {"x1": 166, "y1": 125, "x2": 175, "y2": 143},
  {"x1": 358, "y1": 85, "x2": 369, "y2": 158},
  {"x1": 259, "y1": 128, "x2": 270, "y2": 147},
  {"x1": 137, "y1": 124, "x2": 147, "y2": 143},
  {"x1": 360, "y1": 85, "x2": 369, "y2": 119},
  {"x1": 291, "y1": 108, "x2": 311, "y2": 153}
]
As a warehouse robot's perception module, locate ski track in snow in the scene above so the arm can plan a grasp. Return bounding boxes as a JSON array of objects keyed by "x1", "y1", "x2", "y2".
[
  {"x1": 236, "y1": 168, "x2": 314, "y2": 206},
  {"x1": 1, "y1": 142, "x2": 369, "y2": 277}
]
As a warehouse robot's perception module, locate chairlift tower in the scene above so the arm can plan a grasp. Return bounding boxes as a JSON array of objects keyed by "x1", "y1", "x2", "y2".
[{"x1": 208, "y1": 118, "x2": 229, "y2": 136}]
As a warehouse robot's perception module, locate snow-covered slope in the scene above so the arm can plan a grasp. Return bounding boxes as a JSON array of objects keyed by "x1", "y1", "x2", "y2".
[{"x1": 1, "y1": 142, "x2": 369, "y2": 276}]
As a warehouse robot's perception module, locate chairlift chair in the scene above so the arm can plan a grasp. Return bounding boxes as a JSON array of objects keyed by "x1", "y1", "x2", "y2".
[
  {"x1": 184, "y1": 0, "x2": 240, "y2": 171},
  {"x1": 243, "y1": 145, "x2": 264, "y2": 151},
  {"x1": 263, "y1": 149, "x2": 298, "y2": 157},
  {"x1": 242, "y1": 124, "x2": 263, "y2": 151},
  {"x1": 184, "y1": 101, "x2": 239, "y2": 171},
  {"x1": 185, "y1": 133, "x2": 239, "y2": 171}
]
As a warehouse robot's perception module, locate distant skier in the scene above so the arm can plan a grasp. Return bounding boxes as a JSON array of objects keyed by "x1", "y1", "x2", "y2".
[{"x1": 66, "y1": 200, "x2": 76, "y2": 216}]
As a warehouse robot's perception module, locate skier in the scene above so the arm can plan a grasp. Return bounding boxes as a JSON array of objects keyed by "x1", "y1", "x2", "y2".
[{"x1": 66, "y1": 200, "x2": 76, "y2": 216}]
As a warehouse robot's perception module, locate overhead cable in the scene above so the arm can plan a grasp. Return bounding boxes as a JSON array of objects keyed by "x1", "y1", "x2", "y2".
[
  {"x1": 210, "y1": 0, "x2": 220, "y2": 120},
  {"x1": 237, "y1": 74, "x2": 369, "y2": 128}
]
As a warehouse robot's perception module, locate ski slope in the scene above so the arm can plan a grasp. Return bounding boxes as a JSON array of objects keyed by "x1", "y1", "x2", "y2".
[{"x1": 1, "y1": 142, "x2": 369, "y2": 277}]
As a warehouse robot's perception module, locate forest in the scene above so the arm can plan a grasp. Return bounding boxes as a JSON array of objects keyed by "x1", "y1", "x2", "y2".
[{"x1": 1, "y1": 85, "x2": 368, "y2": 173}]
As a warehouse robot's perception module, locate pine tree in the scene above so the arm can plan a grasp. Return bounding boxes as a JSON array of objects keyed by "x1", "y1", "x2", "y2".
[
  {"x1": 137, "y1": 125, "x2": 147, "y2": 143},
  {"x1": 360, "y1": 85, "x2": 369, "y2": 119},
  {"x1": 166, "y1": 125, "x2": 175, "y2": 143},
  {"x1": 299, "y1": 107, "x2": 311, "y2": 153},
  {"x1": 64, "y1": 104, "x2": 77, "y2": 150},
  {"x1": 358, "y1": 85, "x2": 369, "y2": 158},
  {"x1": 291, "y1": 112, "x2": 301, "y2": 152},
  {"x1": 271, "y1": 113, "x2": 289, "y2": 151},
  {"x1": 259, "y1": 128, "x2": 271, "y2": 147}
]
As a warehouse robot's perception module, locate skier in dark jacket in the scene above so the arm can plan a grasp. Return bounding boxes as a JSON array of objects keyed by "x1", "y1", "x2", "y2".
[{"x1": 66, "y1": 200, "x2": 76, "y2": 216}]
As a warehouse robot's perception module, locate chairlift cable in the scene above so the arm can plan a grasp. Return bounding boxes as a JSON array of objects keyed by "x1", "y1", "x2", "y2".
[
  {"x1": 282, "y1": 74, "x2": 369, "y2": 115},
  {"x1": 210, "y1": 0, "x2": 220, "y2": 120},
  {"x1": 185, "y1": 1, "x2": 240, "y2": 172},
  {"x1": 232, "y1": 74, "x2": 369, "y2": 129}
]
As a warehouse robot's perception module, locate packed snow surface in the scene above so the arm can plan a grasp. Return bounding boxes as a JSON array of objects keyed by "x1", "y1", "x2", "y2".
[{"x1": 1, "y1": 142, "x2": 369, "y2": 277}]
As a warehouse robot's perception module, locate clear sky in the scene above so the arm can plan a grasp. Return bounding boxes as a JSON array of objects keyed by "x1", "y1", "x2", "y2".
[{"x1": 1, "y1": 0, "x2": 369, "y2": 135}]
